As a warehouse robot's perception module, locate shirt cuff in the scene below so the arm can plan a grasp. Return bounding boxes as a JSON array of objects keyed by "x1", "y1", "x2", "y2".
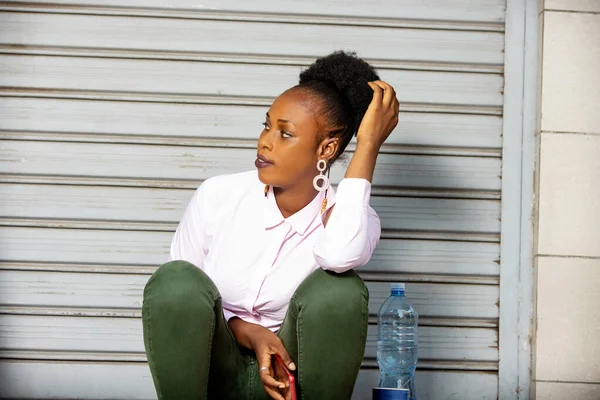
[
  {"x1": 223, "y1": 308, "x2": 237, "y2": 322},
  {"x1": 335, "y1": 178, "x2": 372, "y2": 208}
]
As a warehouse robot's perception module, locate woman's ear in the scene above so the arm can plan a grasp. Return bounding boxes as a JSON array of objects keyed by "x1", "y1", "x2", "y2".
[{"x1": 319, "y1": 137, "x2": 339, "y2": 163}]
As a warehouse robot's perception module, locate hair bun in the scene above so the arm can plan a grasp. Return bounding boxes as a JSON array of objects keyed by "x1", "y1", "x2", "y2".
[{"x1": 299, "y1": 51, "x2": 380, "y2": 134}]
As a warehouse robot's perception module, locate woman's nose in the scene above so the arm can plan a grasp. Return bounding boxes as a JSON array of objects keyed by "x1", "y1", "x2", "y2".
[{"x1": 258, "y1": 131, "x2": 273, "y2": 151}]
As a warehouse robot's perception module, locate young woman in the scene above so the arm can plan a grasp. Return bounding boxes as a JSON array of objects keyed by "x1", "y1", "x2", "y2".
[{"x1": 142, "y1": 51, "x2": 399, "y2": 400}]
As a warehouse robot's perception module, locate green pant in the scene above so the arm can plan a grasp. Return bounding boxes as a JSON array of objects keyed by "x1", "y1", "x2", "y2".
[{"x1": 142, "y1": 261, "x2": 369, "y2": 400}]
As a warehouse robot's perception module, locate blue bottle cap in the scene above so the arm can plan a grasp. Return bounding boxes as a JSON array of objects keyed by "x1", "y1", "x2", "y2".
[{"x1": 391, "y1": 283, "x2": 405, "y2": 295}]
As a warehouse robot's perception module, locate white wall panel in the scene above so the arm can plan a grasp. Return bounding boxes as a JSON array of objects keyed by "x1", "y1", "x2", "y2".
[
  {"x1": 0, "y1": 270, "x2": 499, "y2": 320},
  {"x1": 0, "y1": 315, "x2": 497, "y2": 362},
  {"x1": 0, "y1": 184, "x2": 501, "y2": 234},
  {"x1": 0, "y1": 0, "x2": 506, "y2": 23},
  {"x1": 354, "y1": 369, "x2": 498, "y2": 400},
  {"x1": 0, "y1": 227, "x2": 500, "y2": 277},
  {"x1": 0, "y1": 0, "x2": 511, "y2": 397},
  {"x1": 0, "y1": 56, "x2": 504, "y2": 107},
  {"x1": 0, "y1": 360, "x2": 499, "y2": 400},
  {"x1": 2, "y1": 141, "x2": 502, "y2": 191},
  {"x1": 0, "y1": 12, "x2": 504, "y2": 66},
  {"x1": 0, "y1": 98, "x2": 503, "y2": 149},
  {"x1": 0, "y1": 227, "x2": 169, "y2": 267}
]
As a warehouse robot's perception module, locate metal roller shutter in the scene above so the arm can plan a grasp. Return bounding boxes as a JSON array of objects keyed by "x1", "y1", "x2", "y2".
[{"x1": 0, "y1": 0, "x2": 532, "y2": 398}]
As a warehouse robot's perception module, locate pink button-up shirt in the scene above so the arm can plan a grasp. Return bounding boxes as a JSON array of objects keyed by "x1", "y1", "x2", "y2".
[{"x1": 169, "y1": 170, "x2": 381, "y2": 331}]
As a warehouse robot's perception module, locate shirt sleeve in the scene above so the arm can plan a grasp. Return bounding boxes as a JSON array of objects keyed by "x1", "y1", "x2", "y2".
[
  {"x1": 168, "y1": 184, "x2": 208, "y2": 269},
  {"x1": 222, "y1": 308, "x2": 237, "y2": 322},
  {"x1": 313, "y1": 178, "x2": 381, "y2": 273}
]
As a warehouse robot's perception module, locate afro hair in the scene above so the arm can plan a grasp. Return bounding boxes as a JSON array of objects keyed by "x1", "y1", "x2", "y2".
[{"x1": 299, "y1": 51, "x2": 380, "y2": 139}]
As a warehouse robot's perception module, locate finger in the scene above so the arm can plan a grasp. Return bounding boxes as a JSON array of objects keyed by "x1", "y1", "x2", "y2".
[
  {"x1": 258, "y1": 362, "x2": 283, "y2": 389},
  {"x1": 374, "y1": 80, "x2": 396, "y2": 108},
  {"x1": 263, "y1": 384, "x2": 285, "y2": 400},
  {"x1": 367, "y1": 82, "x2": 383, "y2": 108},
  {"x1": 272, "y1": 352, "x2": 292, "y2": 388},
  {"x1": 258, "y1": 351, "x2": 283, "y2": 388},
  {"x1": 274, "y1": 345, "x2": 296, "y2": 371},
  {"x1": 258, "y1": 351, "x2": 273, "y2": 377},
  {"x1": 258, "y1": 357, "x2": 284, "y2": 389},
  {"x1": 261, "y1": 370, "x2": 286, "y2": 390}
]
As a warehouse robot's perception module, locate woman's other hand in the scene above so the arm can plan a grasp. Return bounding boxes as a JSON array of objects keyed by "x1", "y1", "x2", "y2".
[
  {"x1": 356, "y1": 80, "x2": 399, "y2": 150},
  {"x1": 229, "y1": 318, "x2": 295, "y2": 400},
  {"x1": 344, "y1": 81, "x2": 399, "y2": 182}
]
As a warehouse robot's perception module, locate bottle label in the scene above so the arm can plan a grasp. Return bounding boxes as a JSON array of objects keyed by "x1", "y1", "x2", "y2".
[{"x1": 373, "y1": 388, "x2": 409, "y2": 400}]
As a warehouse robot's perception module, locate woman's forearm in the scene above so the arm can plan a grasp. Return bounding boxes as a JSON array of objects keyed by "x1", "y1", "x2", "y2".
[
  {"x1": 344, "y1": 141, "x2": 380, "y2": 182},
  {"x1": 228, "y1": 317, "x2": 260, "y2": 350}
]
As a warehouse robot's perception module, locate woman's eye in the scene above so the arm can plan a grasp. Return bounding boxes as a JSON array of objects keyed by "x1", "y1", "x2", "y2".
[
  {"x1": 262, "y1": 122, "x2": 270, "y2": 130},
  {"x1": 281, "y1": 130, "x2": 293, "y2": 138}
]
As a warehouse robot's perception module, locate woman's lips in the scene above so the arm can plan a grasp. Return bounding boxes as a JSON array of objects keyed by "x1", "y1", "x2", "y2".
[{"x1": 255, "y1": 158, "x2": 273, "y2": 169}]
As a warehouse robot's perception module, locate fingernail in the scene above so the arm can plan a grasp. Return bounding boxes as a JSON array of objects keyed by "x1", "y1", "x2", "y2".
[{"x1": 289, "y1": 362, "x2": 296, "y2": 370}]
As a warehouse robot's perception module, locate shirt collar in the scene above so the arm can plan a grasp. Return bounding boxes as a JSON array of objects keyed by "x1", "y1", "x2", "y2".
[{"x1": 263, "y1": 186, "x2": 337, "y2": 235}]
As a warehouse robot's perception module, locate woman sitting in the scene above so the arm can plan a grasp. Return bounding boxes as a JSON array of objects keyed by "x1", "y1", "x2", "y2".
[{"x1": 142, "y1": 51, "x2": 399, "y2": 400}]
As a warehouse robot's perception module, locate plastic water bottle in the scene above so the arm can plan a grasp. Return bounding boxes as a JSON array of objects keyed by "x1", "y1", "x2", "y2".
[{"x1": 376, "y1": 283, "x2": 418, "y2": 400}]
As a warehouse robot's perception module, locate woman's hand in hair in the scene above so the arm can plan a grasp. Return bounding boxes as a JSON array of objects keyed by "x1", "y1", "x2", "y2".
[
  {"x1": 344, "y1": 81, "x2": 399, "y2": 182},
  {"x1": 356, "y1": 80, "x2": 399, "y2": 150}
]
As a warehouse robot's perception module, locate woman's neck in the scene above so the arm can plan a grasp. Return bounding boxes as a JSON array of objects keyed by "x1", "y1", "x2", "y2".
[{"x1": 273, "y1": 181, "x2": 319, "y2": 219}]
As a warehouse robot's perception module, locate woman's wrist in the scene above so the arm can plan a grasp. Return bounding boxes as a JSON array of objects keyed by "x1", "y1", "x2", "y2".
[
  {"x1": 228, "y1": 317, "x2": 264, "y2": 350},
  {"x1": 228, "y1": 317, "x2": 252, "y2": 349},
  {"x1": 355, "y1": 137, "x2": 382, "y2": 152},
  {"x1": 344, "y1": 140, "x2": 380, "y2": 181}
]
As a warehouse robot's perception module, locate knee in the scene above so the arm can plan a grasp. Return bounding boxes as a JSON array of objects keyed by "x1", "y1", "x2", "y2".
[
  {"x1": 293, "y1": 269, "x2": 369, "y2": 317},
  {"x1": 143, "y1": 260, "x2": 219, "y2": 311}
]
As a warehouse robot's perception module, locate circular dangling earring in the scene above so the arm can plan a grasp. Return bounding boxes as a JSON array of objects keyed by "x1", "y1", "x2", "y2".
[{"x1": 313, "y1": 159, "x2": 330, "y2": 192}]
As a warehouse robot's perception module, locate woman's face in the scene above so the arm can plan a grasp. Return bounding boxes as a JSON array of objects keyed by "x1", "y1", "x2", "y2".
[{"x1": 256, "y1": 88, "x2": 335, "y2": 190}]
